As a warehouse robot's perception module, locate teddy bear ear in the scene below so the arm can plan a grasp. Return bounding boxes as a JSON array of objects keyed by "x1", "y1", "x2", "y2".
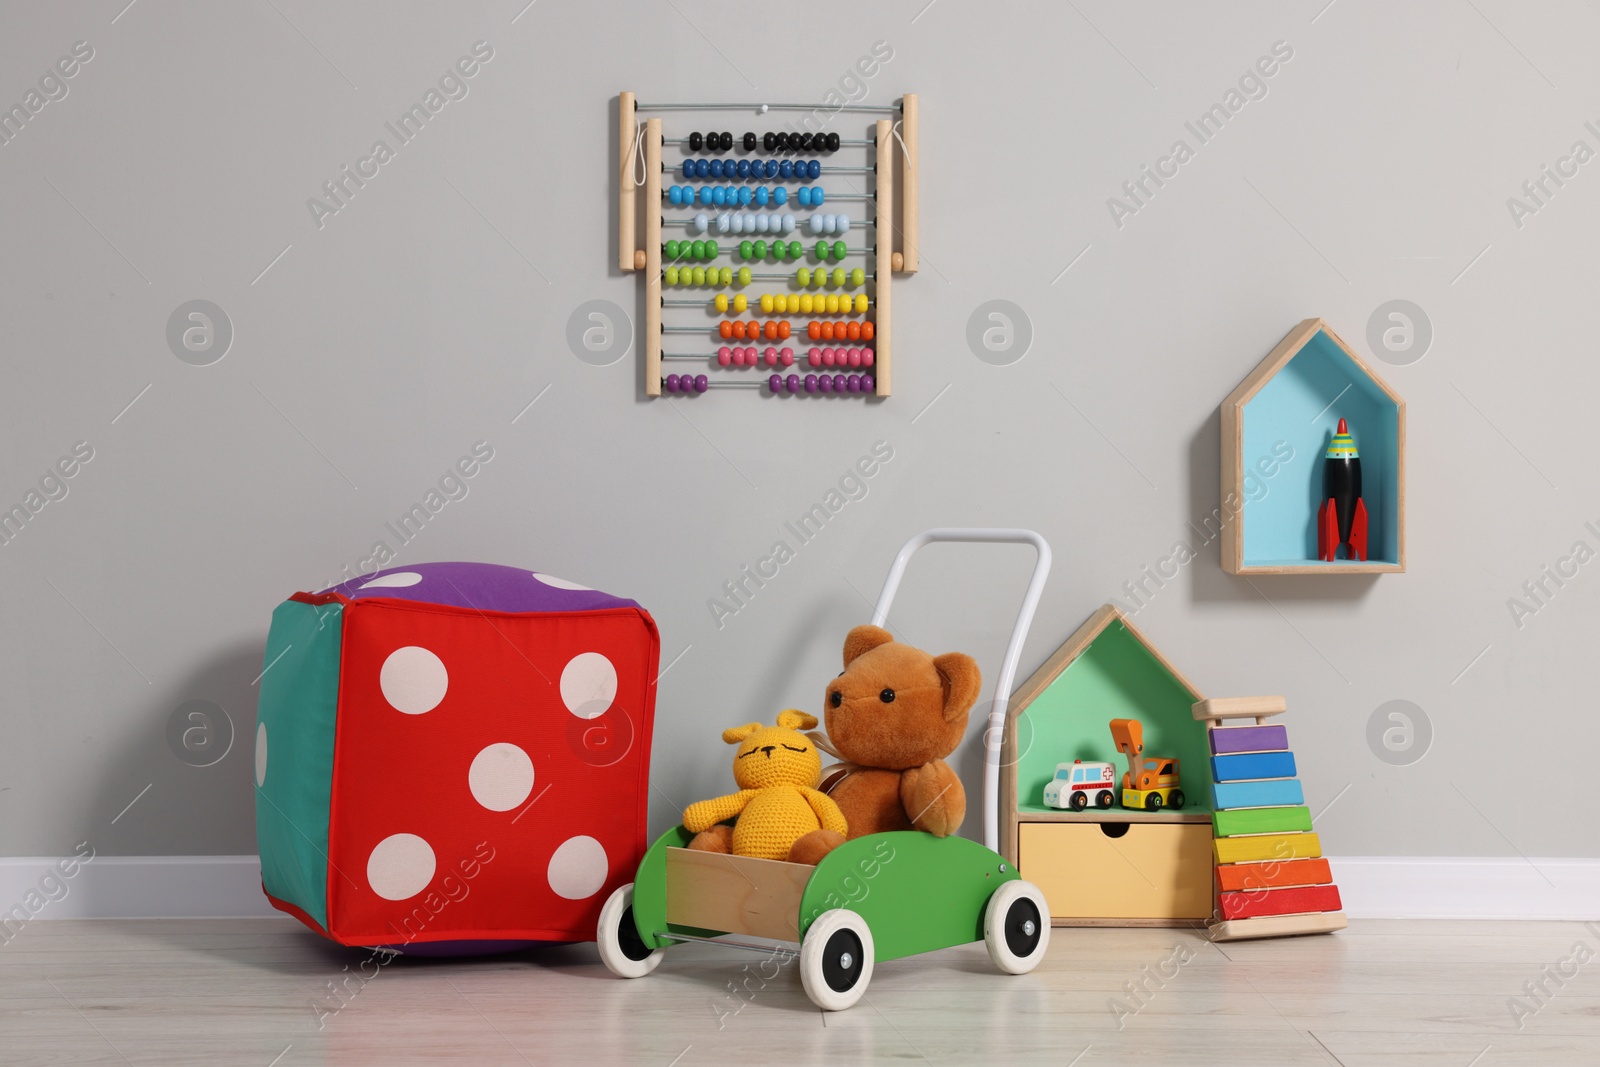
[
  {"x1": 933, "y1": 651, "x2": 982, "y2": 724},
  {"x1": 721, "y1": 723, "x2": 762, "y2": 744},
  {"x1": 776, "y1": 709, "x2": 818, "y2": 731},
  {"x1": 843, "y1": 624, "x2": 894, "y2": 666}
]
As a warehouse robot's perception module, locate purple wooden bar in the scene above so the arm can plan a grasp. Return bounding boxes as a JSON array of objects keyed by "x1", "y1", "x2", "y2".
[{"x1": 1208, "y1": 723, "x2": 1288, "y2": 755}]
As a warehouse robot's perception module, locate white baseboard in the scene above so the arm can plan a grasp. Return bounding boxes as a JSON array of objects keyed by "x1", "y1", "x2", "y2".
[
  {"x1": 0, "y1": 856, "x2": 277, "y2": 921},
  {"x1": 2, "y1": 855, "x2": 1597, "y2": 922},
  {"x1": 1333, "y1": 856, "x2": 1600, "y2": 921}
]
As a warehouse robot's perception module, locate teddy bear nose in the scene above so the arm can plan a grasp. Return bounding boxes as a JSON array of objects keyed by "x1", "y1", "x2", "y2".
[{"x1": 760, "y1": 745, "x2": 776, "y2": 757}]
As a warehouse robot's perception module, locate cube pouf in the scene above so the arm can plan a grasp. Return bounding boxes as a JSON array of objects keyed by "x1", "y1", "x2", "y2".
[{"x1": 254, "y1": 562, "x2": 659, "y2": 951}]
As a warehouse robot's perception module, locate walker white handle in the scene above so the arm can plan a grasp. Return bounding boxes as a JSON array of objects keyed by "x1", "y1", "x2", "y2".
[{"x1": 869, "y1": 528, "x2": 1052, "y2": 852}]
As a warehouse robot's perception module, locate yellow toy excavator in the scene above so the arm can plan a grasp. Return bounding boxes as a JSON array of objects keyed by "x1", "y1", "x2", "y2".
[{"x1": 1108, "y1": 718, "x2": 1185, "y2": 811}]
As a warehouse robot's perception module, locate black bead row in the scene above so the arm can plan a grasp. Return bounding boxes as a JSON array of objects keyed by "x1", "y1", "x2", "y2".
[{"x1": 687, "y1": 131, "x2": 843, "y2": 154}]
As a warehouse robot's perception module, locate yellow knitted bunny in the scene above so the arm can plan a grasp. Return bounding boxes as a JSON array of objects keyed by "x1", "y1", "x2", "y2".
[{"x1": 684, "y1": 710, "x2": 848, "y2": 864}]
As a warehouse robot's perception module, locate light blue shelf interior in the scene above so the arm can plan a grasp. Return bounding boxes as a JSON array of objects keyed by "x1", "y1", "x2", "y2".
[{"x1": 1239, "y1": 328, "x2": 1401, "y2": 567}]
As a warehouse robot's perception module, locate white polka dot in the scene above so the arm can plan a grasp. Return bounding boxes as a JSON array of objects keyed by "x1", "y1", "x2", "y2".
[
  {"x1": 469, "y1": 743, "x2": 535, "y2": 812},
  {"x1": 255, "y1": 723, "x2": 268, "y2": 787},
  {"x1": 380, "y1": 646, "x2": 448, "y2": 715},
  {"x1": 547, "y1": 835, "x2": 608, "y2": 900},
  {"x1": 560, "y1": 652, "x2": 617, "y2": 719},
  {"x1": 533, "y1": 572, "x2": 591, "y2": 591},
  {"x1": 360, "y1": 571, "x2": 423, "y2": 589},
  {"x1": 367, "y1": 833, "x2": 436, "y2": 901}
]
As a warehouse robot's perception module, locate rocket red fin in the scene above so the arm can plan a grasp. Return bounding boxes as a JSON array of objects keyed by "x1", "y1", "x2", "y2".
[
  {"x1": 1317, "y1": 499, "x2": 1337, "y2": 562},
  {"x1": 1349, "y1": 498, "x2": 1369, "y2": 562}
]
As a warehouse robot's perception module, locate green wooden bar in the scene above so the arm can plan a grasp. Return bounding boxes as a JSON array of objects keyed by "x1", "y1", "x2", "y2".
[{"x1": 1213, "y1": 805, "x2": 1313, "y2": 838}]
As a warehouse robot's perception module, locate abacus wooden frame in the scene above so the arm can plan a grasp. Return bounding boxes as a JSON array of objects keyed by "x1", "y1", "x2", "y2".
[{"x1": 619, "y1": 92, "x2": 918, "y2": 399}]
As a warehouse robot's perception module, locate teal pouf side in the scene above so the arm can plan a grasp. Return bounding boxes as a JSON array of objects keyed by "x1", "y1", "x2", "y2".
[{"x1": 255, "y1": 599, "x2": 343, "y2": 931}]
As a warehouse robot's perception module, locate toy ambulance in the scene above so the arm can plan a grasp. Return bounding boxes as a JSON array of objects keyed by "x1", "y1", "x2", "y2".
[{"x1": 1041, "y1": 760, "x2": 1117, "y2": 811}]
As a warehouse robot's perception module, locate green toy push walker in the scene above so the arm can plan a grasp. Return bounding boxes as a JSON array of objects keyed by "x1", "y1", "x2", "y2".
[{"x1": 597, "y1": 529, "x2": 1055, "y2": 1010}]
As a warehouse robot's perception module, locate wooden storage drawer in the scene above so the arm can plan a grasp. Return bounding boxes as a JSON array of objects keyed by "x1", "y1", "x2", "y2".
[{"x1": 1018, "y1": 821, "x2": 1213, "y2": 923}]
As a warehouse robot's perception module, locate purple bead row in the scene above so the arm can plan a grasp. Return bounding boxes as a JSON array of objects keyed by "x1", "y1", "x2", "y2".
[
  {"x1": 663, "y1": 374, "x2": 709, "y2": 393},
  {"x1": 767, "y1": 373, "x2": 875, "y2": 395}
]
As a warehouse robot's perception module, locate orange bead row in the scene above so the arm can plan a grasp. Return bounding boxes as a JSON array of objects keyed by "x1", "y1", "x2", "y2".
[
  {"x1": 806, "y1": 320, "x2": 874, "y2": 342},
  {"x1": 719, "y1": 320, "x2": 792, "y2": 341}
]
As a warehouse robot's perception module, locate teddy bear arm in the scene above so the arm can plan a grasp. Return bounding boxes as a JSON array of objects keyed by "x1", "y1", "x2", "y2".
[
  {"x1": 797, "y1": 786, "x2": 849, "y2": 837},
  {"x1": 899, "y1": 761, "x2": 966, "y2": 837},
  {"x1": 683, "y1": 789, "x2": 759, "y2": 833}
]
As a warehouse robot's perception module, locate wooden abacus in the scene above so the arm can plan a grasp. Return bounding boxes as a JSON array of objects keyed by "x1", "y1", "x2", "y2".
[{"x1": 618, "y1": 93, "x2": 918, "y2": 399}]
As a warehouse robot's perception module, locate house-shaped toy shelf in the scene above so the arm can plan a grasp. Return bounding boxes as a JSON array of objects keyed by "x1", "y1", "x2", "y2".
[
  {"x1": 1221, "y1": 318, "x2": 1406, "y2": 575},
  {"x1": 1000, "y1": 605, "x2": 1215, "y2": 926}
]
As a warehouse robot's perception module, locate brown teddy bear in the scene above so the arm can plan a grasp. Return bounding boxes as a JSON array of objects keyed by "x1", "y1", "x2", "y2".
[{"x1": 789, "y1": 625, "x2": 981, "y2": 865}]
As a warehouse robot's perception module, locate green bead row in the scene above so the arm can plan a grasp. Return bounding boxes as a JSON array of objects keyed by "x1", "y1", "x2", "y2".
[
  {"x1": 664, "y1": 239, "x2": 719, "y2": 262},
  {"x1": 795, "y1": 266, "x2": 867, "y2": 289},
  {"x1": 739, "y1": 239, "x2": 804, "y2": 262},
  {"x1": 663, "y1": 265, "x2": 753, "y2": 287},
  {"x1": 814, "y1": 240, "x2": 850, "y2": 262}
]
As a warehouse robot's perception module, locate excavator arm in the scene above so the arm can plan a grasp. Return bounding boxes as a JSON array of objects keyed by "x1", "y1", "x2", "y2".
[{"x1": 1109, "y1": 718, "x2": 1145, "y2": 791}]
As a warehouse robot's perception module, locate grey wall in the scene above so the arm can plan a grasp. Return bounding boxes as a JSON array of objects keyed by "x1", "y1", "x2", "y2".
[{"x1": 3, "y1": 0, "x2": 1597, "y2": 864}]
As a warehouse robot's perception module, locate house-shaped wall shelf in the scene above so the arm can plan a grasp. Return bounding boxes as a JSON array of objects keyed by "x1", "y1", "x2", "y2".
[
  {"x1": 1221, "y1": 318, "x2": 1406, "y2": 575},
  {"x1": 1000, "y1": 604, "x2": 1215, "y2": 926}
]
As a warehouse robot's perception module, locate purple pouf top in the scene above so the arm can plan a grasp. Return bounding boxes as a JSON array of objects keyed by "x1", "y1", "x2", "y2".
[{"x1": 318, "y1": 562, "x2": 638, "y2": 614}]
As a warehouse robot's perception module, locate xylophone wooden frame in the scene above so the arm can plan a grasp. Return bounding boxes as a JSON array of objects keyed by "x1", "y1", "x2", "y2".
[{"x1": 618, "y1": 92, "x2": 918, "y2": 399}]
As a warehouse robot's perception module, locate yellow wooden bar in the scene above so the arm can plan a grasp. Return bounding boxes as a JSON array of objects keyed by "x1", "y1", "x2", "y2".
[{"x1": 1213, "y1": 831, "x2": 1322, "y2": 865}]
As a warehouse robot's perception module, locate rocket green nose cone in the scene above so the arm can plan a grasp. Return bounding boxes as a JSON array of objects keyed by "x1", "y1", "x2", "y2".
[{"x1": 1325, "y1": 417, "x2": 1358, "y2": 459}]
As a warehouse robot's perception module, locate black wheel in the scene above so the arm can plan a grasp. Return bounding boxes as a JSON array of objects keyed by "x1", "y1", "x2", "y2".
[
  {"x1": 1004, "y1": 897, "x2": 1042, "y2": 959},
  {"x1": 1146, "y1": 792, "x2": 1163, "y2": 812},
  {"x1": 1170, "y1": 790, "x2": 1186, "y2": 810},
  {"x1": 1096, "y1": 790, "x2": 1114, "y2": 809},
  {"x1": 616, "y1": 905, "x2": 652, "y2": 962},
  {"x1": 820, "y1": 928, "x2": 863, "y2": 992},
  {"x1": 1069, "y1": 791, "x2": 1088, "y2": 812}
]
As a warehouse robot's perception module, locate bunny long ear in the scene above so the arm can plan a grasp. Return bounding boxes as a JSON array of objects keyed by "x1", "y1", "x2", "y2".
[
  {"x1": 722, "y1": 723, "x2": 762, "y2": 744},
  {"x1": 776, "y1": 709, "x2": 817, "y2": 731}
]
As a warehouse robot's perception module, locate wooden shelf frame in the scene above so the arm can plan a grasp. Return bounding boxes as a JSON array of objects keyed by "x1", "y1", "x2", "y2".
[
  {"x1": 1000, "y1": 604, "x2": 1208, "y2": 865},
  {"x1": 1014, "y1": 810, "x2": 1211, "y2": 825},
  {"x1": 1221, "y1": 318, "x2": 1407, "y2": 575}
]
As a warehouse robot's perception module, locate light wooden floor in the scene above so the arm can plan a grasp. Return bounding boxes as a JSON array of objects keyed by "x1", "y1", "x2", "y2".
[{"x1": 2, "y1": 919, "x2": 1596, "y2": 1065}]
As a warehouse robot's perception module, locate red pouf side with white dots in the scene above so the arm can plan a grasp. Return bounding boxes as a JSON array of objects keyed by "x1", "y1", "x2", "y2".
[{"x1": 325, "y1": 598, "x2": 658, "y2": 947}]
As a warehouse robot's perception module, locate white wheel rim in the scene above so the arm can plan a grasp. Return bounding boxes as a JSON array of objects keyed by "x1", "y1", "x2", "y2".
[
  {"x1": 801, "y1": 909, "x2": 874, "y2": 1011},
  {"x1": 596, "y1": 883, "x2": 662, "y2": 979},
  {"x1": 985, "y1": 881, "x2": 1050, "y2": 975}
]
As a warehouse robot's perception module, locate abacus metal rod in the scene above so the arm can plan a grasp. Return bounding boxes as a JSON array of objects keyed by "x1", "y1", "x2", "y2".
[
  {"x1": 662, "y1": 221, "x2": 876, "y2": 229},
  {"x1": 664, "y1": 193, "x2": 877, "y2": 201},
  {"x1": 663, "y1": 165, "x2": 876, "y2": 174},
  {"x1": 656, "y1": 272, "x2": 858, "y2": 280},
  {"x1": 668, "y1": 140, "x2": 875, "y2": 149},
  {"x1": 662, "y1": 358, "x2": 876, "y2": 363},
  {"x1": 662, "y1": 325, "x2": 868, "y2": 334},
  {"x1": 638, "y1": 103, "x2": 899, "y2": 113},
  {"x1": 659, "y1": 295, "x2": 876, "y2": 303}
]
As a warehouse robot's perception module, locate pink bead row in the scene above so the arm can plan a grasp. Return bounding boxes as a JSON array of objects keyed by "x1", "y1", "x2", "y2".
[
  {"x1": 713, "y1": 345, "x2": 877, "y2": 369},
  {"x1": 718, "y1": 345, "x2": 795, "y2": 367},
  {"x1": 806, "y1": 346, "x2": 874, "y2": 368}
]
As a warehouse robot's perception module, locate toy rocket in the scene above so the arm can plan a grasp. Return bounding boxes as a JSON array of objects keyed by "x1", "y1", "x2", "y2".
[{"x1": 1317, "y1": 418, "x2": 1367, "y2": 562}]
